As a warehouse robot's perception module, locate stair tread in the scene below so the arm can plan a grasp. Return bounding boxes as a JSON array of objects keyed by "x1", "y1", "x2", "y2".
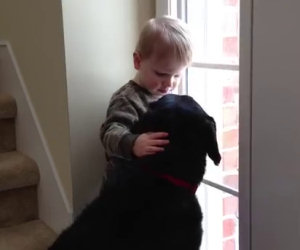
[
  {"x1": 0, "y1": 219, "x2": 57, "y2": 250},
  {"x1": 0, "y1": 151, "x2": 39, "y2": 192},
  {"x1": 0, "y1": 94, "x2": 17, "y2": 119}
]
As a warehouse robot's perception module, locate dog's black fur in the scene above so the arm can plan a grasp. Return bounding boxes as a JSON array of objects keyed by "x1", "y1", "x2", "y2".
[{"x1": 49, "y1": 94, "x2": 221, "y2": 250}]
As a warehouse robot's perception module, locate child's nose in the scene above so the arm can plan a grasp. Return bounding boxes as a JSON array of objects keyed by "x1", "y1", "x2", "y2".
[{"x1": 164, "y1": 76, "x2": 174, "y2": 87}]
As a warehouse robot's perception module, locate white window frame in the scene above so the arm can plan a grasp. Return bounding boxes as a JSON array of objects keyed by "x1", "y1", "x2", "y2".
[
  {"x1": 156, "y1": 1, "x2": 252, "y2": 249},
  {"x1": 156, "y1": 0, "x2": 239, "y2": 198}
]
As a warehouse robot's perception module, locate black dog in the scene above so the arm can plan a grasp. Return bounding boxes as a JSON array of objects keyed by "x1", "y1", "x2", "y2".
[{"x1": 49, "y1": 94, "x2": 221, "y2": 250}]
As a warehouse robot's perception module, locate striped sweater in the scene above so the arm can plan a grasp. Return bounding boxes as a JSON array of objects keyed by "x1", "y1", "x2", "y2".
[{"x1": 100, "y1": 80, "x2": 158, "y2": 162}]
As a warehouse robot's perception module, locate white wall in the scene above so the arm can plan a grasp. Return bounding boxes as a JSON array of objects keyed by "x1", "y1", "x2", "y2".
[
  {"x1": 0, "y1": 0, "x2": 72, "y2": 208},
  {"x1": 251, "y1": 0, "x2": 300, "y2": 249},
  {"x1": 62, "y1": 0, "x2": 154, "y2": 216},
  {"x1": 0, "y1": 43, "x2": 71, "y2": 233}
]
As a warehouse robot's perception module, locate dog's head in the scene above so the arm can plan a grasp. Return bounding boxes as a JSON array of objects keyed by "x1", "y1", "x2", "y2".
[{"x1": 133, "y1": 94, "x2": 221, "y2": 185}]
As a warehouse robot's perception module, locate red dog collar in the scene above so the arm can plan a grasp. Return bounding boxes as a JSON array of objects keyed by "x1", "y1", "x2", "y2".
[{"x1": 142, "y1": 166, "x2": 198, "y2": 193}]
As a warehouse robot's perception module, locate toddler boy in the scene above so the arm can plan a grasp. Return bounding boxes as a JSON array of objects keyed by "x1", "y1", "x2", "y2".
[{"x1": 100, "y1": 16, "x2": 193, "y2": 167}]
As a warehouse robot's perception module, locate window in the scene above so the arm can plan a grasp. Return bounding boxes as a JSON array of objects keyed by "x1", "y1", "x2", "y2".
[{"x1": 156, "y1": 1, "x2": 241, "y2": 249}]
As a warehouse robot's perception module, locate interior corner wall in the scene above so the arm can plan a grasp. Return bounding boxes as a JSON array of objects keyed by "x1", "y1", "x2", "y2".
[
  {"x1": 0, "y1": 0, "x2": 72, "y2": 208},
  {"x1": 62, "y1": 0, "x2": 155, "y2": 216},
  {"x1": 251, "y1": 0, "x2": 300, "y2": 249}
]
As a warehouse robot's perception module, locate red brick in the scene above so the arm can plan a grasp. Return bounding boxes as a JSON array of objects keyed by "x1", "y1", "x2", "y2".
[
  {"x1": 223, "y1": 85, "x2": 238, "y2": 104},
  {"x1": 223, "y1": 105, "x2": 239, "y2": 128},
  {"x1": 222, "y1": 149, "x2": 239, "y2": 171},
  {"x1": 222, "y1": 129, "x2": 239, "y2": 149},
  {"x1": 223, "y1": 218, "x2": 236, "y2": 237},
  {"x1": 223, "y1": 37, "x2": 238, "y2": 58},
  {"x1": 224, "y1": 0, "x2": 238, "y2": 6},
  {"x1": 223, "y1": 239, "x2": 236, "y2": 250},
  {"x1": 223, "y1": 195, "x2": 239, "y2": 216},
  {"x1": 223, "y1": 174, "x2": 239, "y2": 190}
]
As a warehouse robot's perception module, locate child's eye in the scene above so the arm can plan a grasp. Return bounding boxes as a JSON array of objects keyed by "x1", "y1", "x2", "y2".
[
  {"x1": 154, "y1": 71, "x2": 181, "y2": 79},
  {"x1": 155, "y1": 71, "x2": 167, "y2": 77}
]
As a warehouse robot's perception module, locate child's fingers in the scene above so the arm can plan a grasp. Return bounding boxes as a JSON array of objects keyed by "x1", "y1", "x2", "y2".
[
  {"x1": 147, "y1": 146, "x2": 165, "y2": 154},
  {"x1": 147, "y1": 132, "x2": 169, "y2": 146},
  {"x1": 151, "y1": 139, "x2": 169, "y2": 146},
  {"x1": 148, "y1": 132, "x2": 169, "y2": 139}
]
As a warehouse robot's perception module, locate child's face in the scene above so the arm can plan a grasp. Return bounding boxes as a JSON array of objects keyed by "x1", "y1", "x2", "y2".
[{"x1": 134, "y1": 52, "x2": 187, "y2": 97}]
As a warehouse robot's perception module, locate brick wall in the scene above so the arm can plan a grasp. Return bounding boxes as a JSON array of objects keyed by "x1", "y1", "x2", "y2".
[{"x1": 221, "y1": 0, "x2": 239, "y2": 249}]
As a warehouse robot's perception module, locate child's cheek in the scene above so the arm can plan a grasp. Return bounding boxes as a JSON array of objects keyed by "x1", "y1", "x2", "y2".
[{"x1": 172, "y1": 80, "x2": 179, "y2": 89}]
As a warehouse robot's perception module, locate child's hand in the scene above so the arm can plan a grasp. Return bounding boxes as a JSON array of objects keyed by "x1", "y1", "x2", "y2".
[{"x1": 133, "y1": 132, "x2": 169, "y2": 157}]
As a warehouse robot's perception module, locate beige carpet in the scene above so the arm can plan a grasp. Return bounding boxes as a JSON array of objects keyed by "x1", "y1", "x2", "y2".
[
  {"x1": 0, "y1": 220, "x2": 56, "y2": 250},
  {"x1": 0, "y1": 93, "x2": 57, "y2": 249}
]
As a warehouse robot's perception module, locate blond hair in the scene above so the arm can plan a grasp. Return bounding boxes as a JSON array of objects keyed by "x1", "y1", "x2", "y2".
[{"x1": 135, "y1": 16, "x2": 193, "y2": 65}]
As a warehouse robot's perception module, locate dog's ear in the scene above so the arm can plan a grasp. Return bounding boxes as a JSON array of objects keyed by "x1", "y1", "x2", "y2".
[{"x1": 204, "y1": 117, "x2": 221, "y2": 165}]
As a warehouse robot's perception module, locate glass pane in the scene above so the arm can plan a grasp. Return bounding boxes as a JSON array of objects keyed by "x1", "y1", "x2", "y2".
[
  {"x1": 197, "y1": 184, "x2": 239, "y2": 250},
  {"x1": 187, "y1": 0, "x2": 240, "y2": 65},
  {"x1": 188, "y1": 67, "x2": 239, "y2": 191}
]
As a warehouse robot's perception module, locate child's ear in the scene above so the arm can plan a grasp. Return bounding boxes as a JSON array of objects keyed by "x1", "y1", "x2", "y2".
[{"x1": 133, "y1": 51, "x2": 142, "y2": 70}]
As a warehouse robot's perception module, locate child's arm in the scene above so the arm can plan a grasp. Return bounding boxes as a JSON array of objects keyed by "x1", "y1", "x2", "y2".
[
  {"x1": 100, "y1": 96, "x2": 169, "y2": 160},
  {"x1": 100, "y1": 96, "x2": 137, "y2": 159}
]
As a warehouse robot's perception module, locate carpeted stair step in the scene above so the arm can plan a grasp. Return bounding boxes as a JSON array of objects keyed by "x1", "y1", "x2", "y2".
[
  {"x1": 0, "y1": 94, "x2": 17, "y2": 119},
  {"x1": 0, "y1": 151, "x2": 39, "y2": 192},
  {"x1": 0, "y1": 219, "x2": 57, "y2": 250},
  {"x1": 0, "y1": 94, "x2": 17, "y2": 153},
  {"x1": 0, "y1": 151, "x2": 39, "y2": 227}
]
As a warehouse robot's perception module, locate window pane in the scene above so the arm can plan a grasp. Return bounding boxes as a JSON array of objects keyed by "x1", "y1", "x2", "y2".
[
  {"x1": 197, "y1": 184, "x2": 239, "y2": 250},
  {"x1": 187, "y1": 0, "x2": 240, "y2": 65},
  {"x1": 188, "y1": 67, "x2": 239, "y2": 191}
]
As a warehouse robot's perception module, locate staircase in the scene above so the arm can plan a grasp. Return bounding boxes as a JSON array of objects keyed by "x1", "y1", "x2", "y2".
[{"x1": 0, "y1": 93, "x2": 56, "y2": 250}]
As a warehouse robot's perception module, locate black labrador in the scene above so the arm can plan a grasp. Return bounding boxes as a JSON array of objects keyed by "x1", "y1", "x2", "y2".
[{"x1": 49, "y1": 94, "x2": 221, "y2": 250}]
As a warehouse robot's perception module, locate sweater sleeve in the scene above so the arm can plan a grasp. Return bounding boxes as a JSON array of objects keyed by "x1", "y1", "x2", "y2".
[{"x1": 100, "y1": 96, "x2": 139, "y2": 160}]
